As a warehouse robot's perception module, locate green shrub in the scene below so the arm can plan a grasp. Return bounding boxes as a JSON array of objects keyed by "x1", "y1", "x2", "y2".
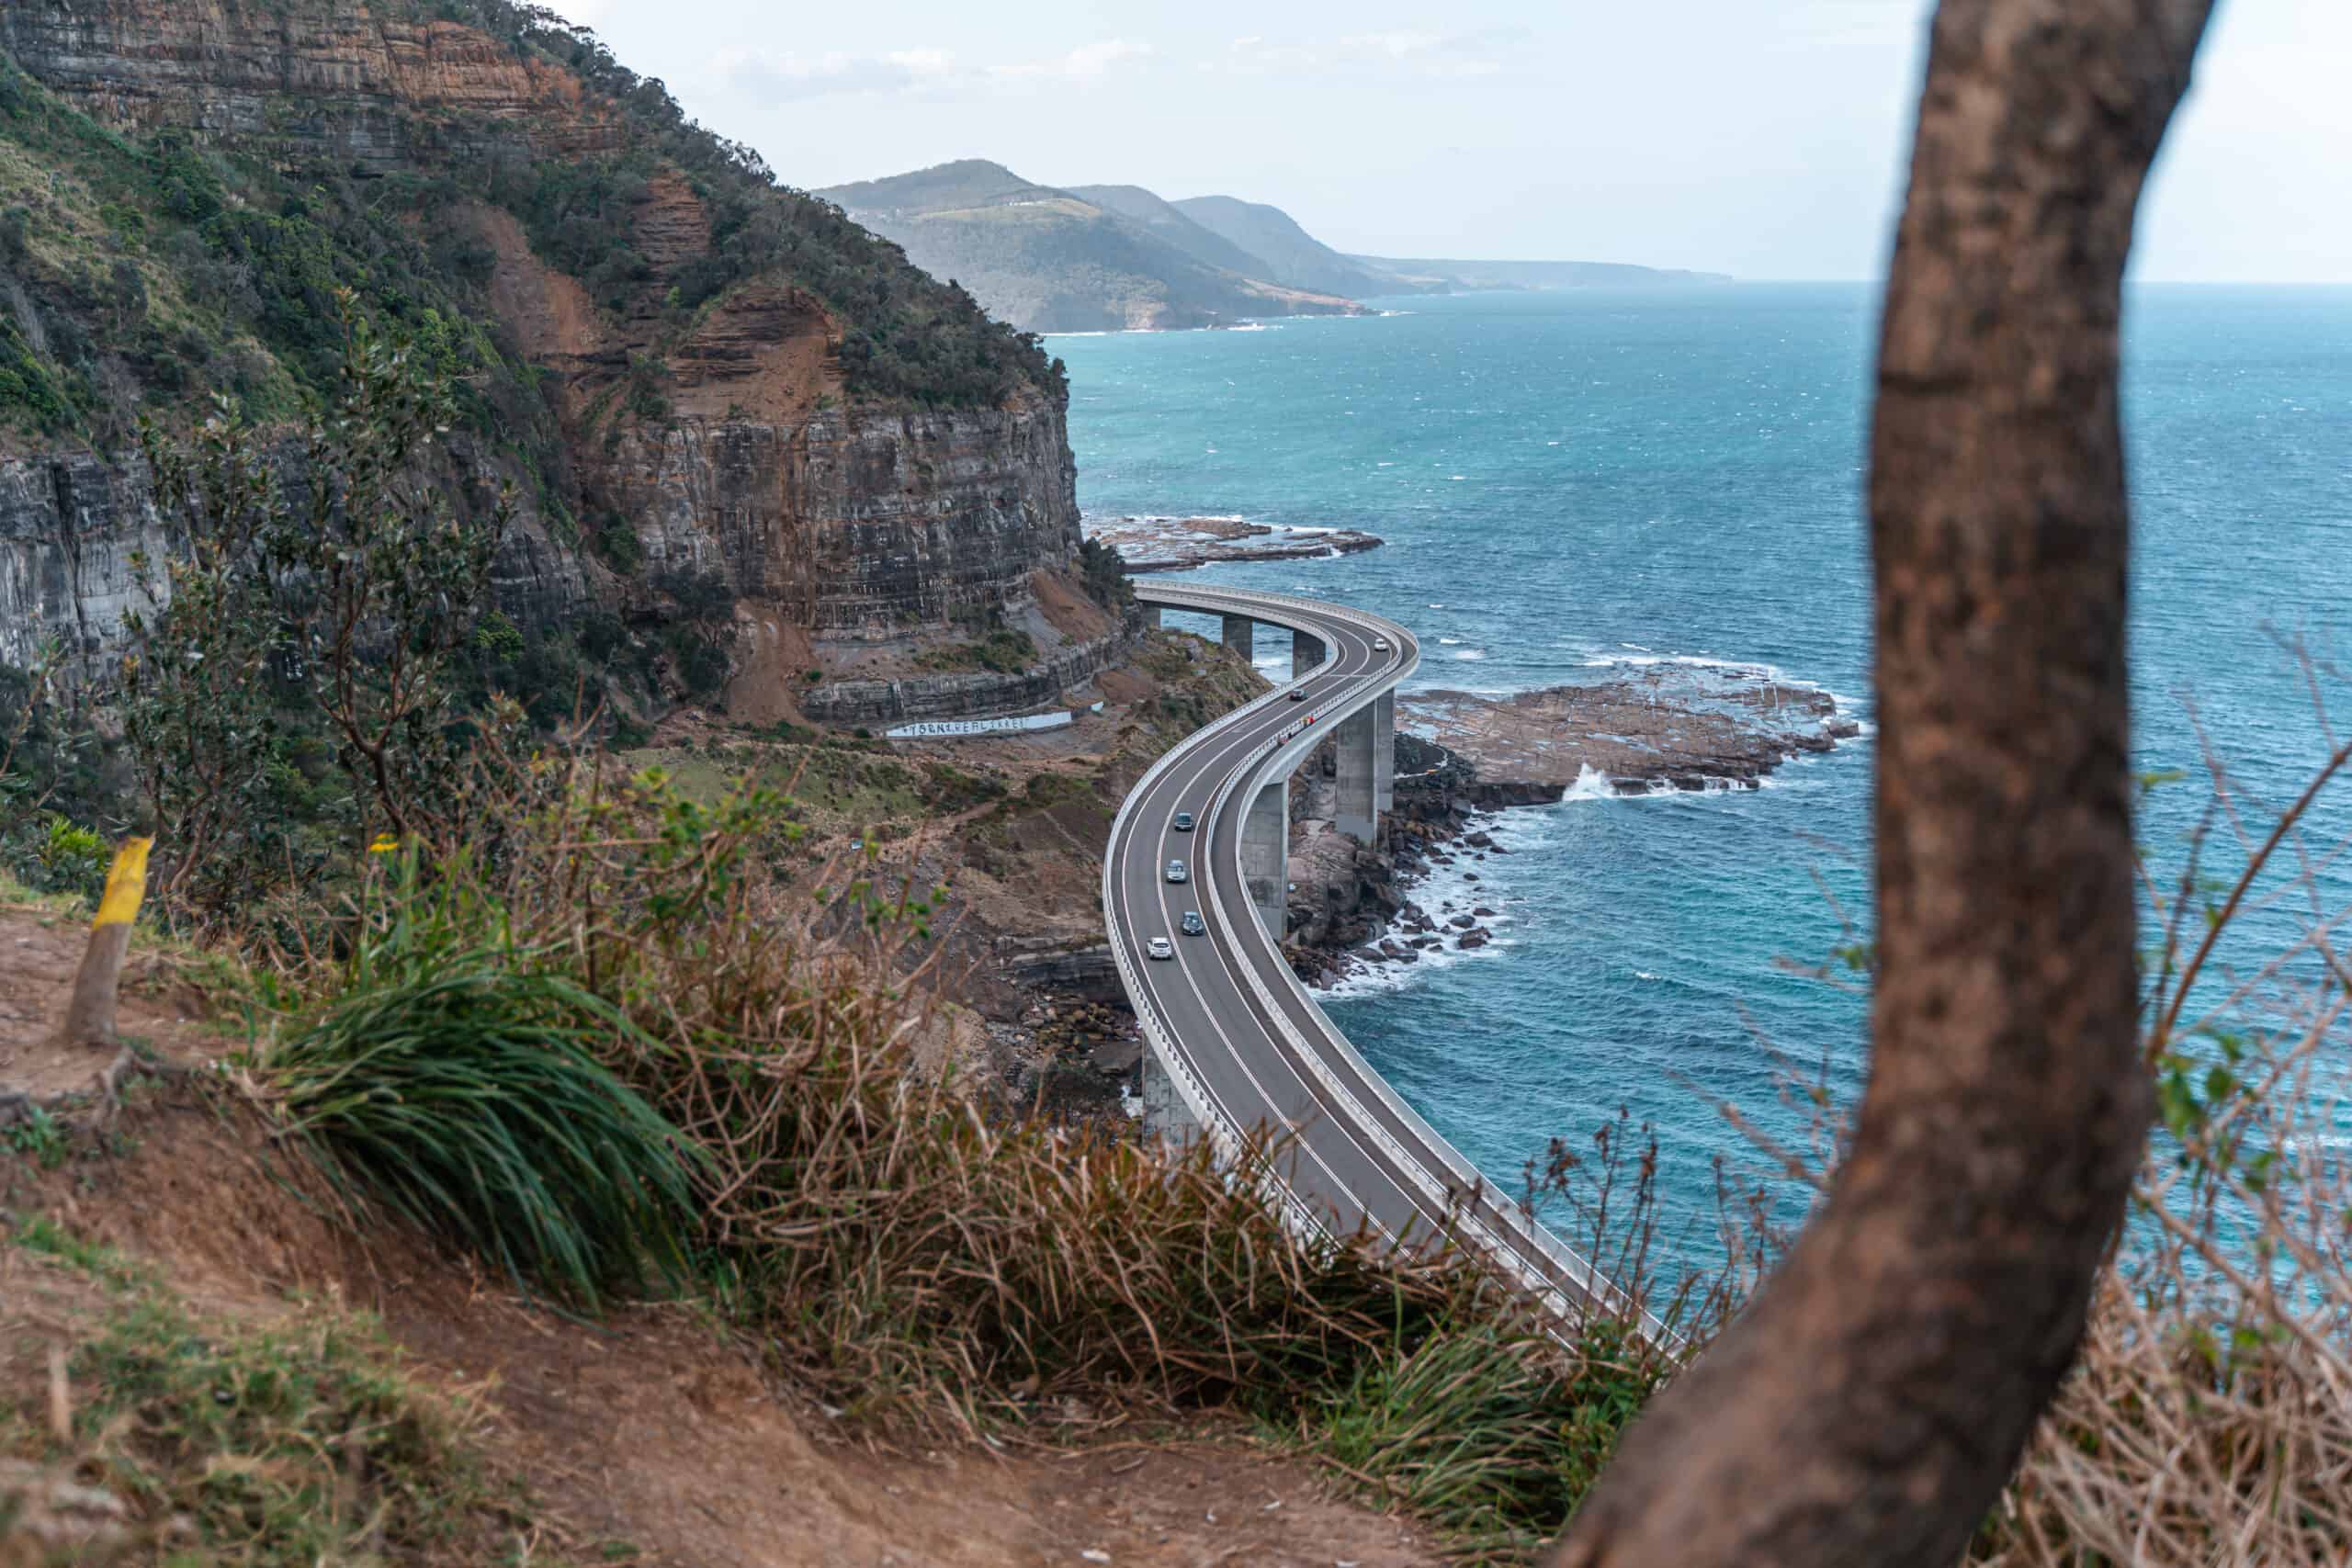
[
  {"x1": 592, "y1": 512, "x2": 646, "y2": 572},
  {"x1": 471, "y1": 608, "x2": 525, "y2": 660},
  {"x1": 264, "y1": 887, "x2": 705, "y2": 1306},
  {"x1": 24, "y1": 814, "x2": 108, "y2": 902}
]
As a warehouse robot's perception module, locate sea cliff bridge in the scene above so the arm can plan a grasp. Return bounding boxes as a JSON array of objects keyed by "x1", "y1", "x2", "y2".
[{"x1": 1103, "y1": 582, "x2": 1663, "y2": 1334}]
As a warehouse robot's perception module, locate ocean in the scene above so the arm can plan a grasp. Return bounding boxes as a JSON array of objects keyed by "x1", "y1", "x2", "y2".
[{"x1": 1054, "y1": 284, "x2": 2352, "y2": 1262}]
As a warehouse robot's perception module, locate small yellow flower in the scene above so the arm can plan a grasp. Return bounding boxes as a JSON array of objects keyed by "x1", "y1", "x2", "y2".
[{"x1": 368, "y1": 834, "x2": 400, "y2": 854}]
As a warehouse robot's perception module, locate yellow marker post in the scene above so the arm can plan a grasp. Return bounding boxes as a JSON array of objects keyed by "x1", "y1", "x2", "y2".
[
  {"x1": 60, "y1": 836, "x2": 153, "y2": 1049},
  {"x1": 92, "y1": 836, "x2": 153, "y2": 929}
]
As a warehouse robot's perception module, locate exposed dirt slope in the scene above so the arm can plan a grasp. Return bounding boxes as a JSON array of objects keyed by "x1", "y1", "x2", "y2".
[{"x1": 0, "y1": 901, "x2": 1440, "y2": 1566}]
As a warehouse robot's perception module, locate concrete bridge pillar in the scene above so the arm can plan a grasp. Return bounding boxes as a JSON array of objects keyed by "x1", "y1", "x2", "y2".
[
  {"x1": 1294, "y1": 632, "x2": 1326, "y2": 676},
  {"x1": 1142, "y1": 604, "x2": 1162, "y2": 631},
  {"x1": 1334, "y1": 704, "x2": 1380, "y2": 845},
  {"x1": 1373, "y1": 689, "x2": 1395, "y2": 822},
  {"x1": 1240, "y1": 776, "x2": 1289, "y2": 941},
  {"x1": 1140, "y1": 1046, "x2": 1202, "y2": 1147},
  {"x1": 1221, "y1": 615, "x2": 1255, "y2": 661}
]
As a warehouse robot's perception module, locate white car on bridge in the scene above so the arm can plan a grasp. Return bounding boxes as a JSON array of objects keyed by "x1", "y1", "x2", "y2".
[
  {"x1": 1165, "y1": 860, "x2": 1187, "y2": 883},
  {"x1": 1146, "y1": 937, "x2": 1175, "y2": 961}
]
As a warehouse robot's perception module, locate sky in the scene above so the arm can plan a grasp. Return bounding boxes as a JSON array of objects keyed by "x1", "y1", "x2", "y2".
[{"x1": 537, "y1": 0, "x2": 2352, "y2": 282}]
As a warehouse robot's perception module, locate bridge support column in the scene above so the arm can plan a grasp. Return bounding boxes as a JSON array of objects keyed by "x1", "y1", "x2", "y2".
[
  {"x1": 1142, "y1": 604, "x2": 1162, "y2": 631},
  {"x1": 1335, "y1": 704, "x2": 1382, "y2": 845},
  {"x1": 1240, "y1": 776, "x2": 1289, "y2": 941},
  {"x1": 1221, "y1": 615, "x2": 1254, "y2": 661},
  {"x1": 1294, "y1": 632, "x2": 1326, "y2": 675},
  {"x1": 1139, "y1": 1046, "x2": 1201, "y2": 1146},
  {"x1": 1374, "y1": 689, "x2": 1395, "y2": 821}
]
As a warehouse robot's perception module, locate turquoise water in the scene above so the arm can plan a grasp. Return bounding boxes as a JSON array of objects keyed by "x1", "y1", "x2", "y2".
[{"x1": 1055, "y1": 285, "x2": 2352, "y2": 1258}]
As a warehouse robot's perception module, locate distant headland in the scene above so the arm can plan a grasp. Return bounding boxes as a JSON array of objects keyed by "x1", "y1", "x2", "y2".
[{"x1": 817, "y1": 159, "x2": 1726, "y2": 334}]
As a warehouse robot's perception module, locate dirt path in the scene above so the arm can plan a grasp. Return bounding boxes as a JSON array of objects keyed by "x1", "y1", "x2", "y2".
[{"x1": 0, "y1": 903, "x2": 1444, "y2": 1566}]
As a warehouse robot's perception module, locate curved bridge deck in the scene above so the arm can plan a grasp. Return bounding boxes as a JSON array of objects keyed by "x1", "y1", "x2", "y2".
[{"x1": 1103, "y1": 583, "x2": 1666, "y2": 1337}]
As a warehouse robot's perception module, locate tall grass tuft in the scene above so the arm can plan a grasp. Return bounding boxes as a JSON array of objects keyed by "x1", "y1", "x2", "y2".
[
  {"x1": 1292, "y1": 1316, "x2": 1668, "y2": 1555},
  {"x1": 264, "y1": 866, "x2": 704, "y2": 1307}
]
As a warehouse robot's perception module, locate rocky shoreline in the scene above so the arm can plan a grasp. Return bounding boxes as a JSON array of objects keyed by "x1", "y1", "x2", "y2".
[
  {"x1": 975, "y1": 645, "x2": 1866, "y2": 1114},
  {"x1": 1087, "y1": 514, "x2": 1383, "y2": 573},
  {"x1": 1279, "y1": 667, "x2": 1864, "y2": 988},
  {"x1": 1408, "y1": 663, "x2": 1860, "y2": 795}
]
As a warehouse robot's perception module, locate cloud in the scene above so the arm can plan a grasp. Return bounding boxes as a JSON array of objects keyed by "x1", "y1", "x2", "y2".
[
  {"x1": 1340, "y1": 30, "x2": 1444, "y2": 61},
  {"x1": 1218, "y1": 36, "x2": 1322, "y2": 75},
  {"x1": 529, "y1": 0, "x2": 618, "y2": 26},
  {"x1": 996, "y1": 39, "x2": 1153, "y2": 81},
  {"x1": 725, "y1": 39, "x2": 1151, "y2": 103},
  {"x1": 1217, "y1": 29, "x2": 1506, "y2": 79},
  {"x1": 726, "y1": 48, "x2": 958, "y2": 102}
]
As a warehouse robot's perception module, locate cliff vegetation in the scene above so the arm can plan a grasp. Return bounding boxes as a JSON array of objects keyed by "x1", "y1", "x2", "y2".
[
  {"x1": 0, "y1": 4, "x2": 1057, "y2": 453},
  {"x1": 0, "y1": 0, "x2": 1093, "y2": 746}
]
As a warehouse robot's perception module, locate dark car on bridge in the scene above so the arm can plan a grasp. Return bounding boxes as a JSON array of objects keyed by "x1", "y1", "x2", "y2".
[
  {"x1": 1171, "y1": 811, "x2": 1194, "y2": 831},
  {"x1": 1181, "y1": 910, "x2": 1205, "y2": 936}
]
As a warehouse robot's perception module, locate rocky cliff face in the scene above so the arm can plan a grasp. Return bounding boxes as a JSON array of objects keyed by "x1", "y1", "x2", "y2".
[
  {"x1": 0, "y1": 453, "x2": 166, "y2": 671},
  {"x1": 0, "y1": 0, "x2": 1086, "y2": 711},
  {"x1": 599, "y1": 401, "x2": 1079, "y2": 639},
  {"x1": 0, "y1": 0, "x2": 627, "y2": 163},
  {"x1": 0, "y1": 396, "x2": 1082, "y2": 681}
]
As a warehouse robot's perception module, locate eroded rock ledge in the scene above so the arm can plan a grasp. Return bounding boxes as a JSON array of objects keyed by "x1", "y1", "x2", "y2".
[
  {"x1": 1280, "y1": 669, "x2": 1864, "y2": 987},
  {"x1": 1088, "y1": 515, "x2": 1382, "y2": 574},
  {"x1": 1407, "y1": 665, "x2": 1861, "y2": 795}
]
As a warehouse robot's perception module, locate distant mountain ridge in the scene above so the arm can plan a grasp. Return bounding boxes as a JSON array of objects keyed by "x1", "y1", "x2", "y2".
[
  {"x1": 1062, "y1": 185, "x2": 1275, "y2": 280},
  {"x1": 816, "y1": 160, "x2": 1361, "y2": 334},
  {"x1": 1170, "y1": 195, "x2": 1408, "y2": 302},
  {"x1": 819, "y1": 159, "x2": 1726, "y2": 333}
]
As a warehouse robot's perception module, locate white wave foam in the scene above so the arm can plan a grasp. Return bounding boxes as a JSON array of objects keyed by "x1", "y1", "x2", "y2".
[
  {"x1": 1583, "y1": 651, "x2": 1781, "y2": 677},
  {"x1": 1322, "y1": 810, "x2": 1544, "y2": 998},
  {"x1": 1452, "y1": 649, "x2": 1486, "y2": 660},
  {"x1": 1562, "y1": 764, "x2": 1618, "y2": 802},
  {"x1": 1438, "y1": 637, "x2": 1464, "y2": 646}
]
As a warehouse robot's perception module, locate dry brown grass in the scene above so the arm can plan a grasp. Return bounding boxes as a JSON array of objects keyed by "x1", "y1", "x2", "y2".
[
  {"x1": 1974, "y1": 665, "x2": 2352, "y2": 1565},
  {"x1": 163, "y1": 660, "x2": 2352, "y2": 1562},
  {"x1": 225, "y1": 737, "x2": 1691, "y2": 1557}
]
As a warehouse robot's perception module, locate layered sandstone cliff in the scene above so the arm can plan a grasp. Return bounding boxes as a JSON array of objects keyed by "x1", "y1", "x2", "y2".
[{"x1": 0, "y1": 0, "x2": 1091, "y2": 715}]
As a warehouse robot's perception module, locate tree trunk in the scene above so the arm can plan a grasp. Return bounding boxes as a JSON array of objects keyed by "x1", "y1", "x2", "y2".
[{"x1": 1547, "y1": 3, "x2": 2213, "y2": 1563}]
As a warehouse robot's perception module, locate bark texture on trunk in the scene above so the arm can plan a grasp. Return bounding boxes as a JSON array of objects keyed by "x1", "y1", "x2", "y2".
[{"x1": 1546, "y1": 3, "x2": 2213, "y2": 1563}]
